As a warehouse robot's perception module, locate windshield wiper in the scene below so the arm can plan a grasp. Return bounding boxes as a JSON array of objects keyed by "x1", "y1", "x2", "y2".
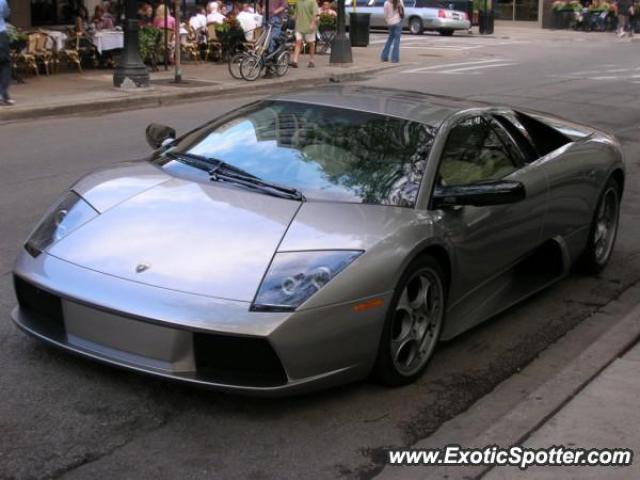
[
  {"x1": 166, "y1": 151, "x2": 305, "y2": 201},
  {"x1": 210, "y1": 169, "x2": 306, "y2": 202},
  {"x1": 165, "y1": 151, "x2": 256, "y2": 178}
]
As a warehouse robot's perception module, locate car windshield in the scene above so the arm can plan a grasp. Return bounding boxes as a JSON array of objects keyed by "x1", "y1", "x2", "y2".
[{"x1": 159, "y1": 101, "x2": 436, "y2": 207}]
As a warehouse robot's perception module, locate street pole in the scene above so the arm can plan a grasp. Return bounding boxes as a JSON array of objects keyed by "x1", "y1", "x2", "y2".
[
  {"x1": 113, "y1": 0, "x2": 150, "y2": 87},
  {"x1": 174, "y1": 0, "x2": 182, "y2": 83},
  {"x1": 330, "y1": 0, "x2": 352, "y2": 64}
]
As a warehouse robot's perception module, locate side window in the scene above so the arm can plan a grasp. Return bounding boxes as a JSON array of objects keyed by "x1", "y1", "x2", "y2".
[
  {"x1": 372, "y1": 0, "x2": 385, "y2": 6},
  {"x1": 438, "y1": 116, "x2": 518, "y2": 186},
  {"x1": 493, "y1": 114, "x2": 538, "y2": 163}
]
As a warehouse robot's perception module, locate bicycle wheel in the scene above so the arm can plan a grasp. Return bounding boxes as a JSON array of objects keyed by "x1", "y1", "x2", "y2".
[
  {"x1": 274, "y1": 51, "x2": 290, "y2": 77},
  {"x1": 228, "y1": 52, "x2": 246, "y2": 80},
  {"x1": 240, "y1": 54, "x2": 263, "y2": 81}
]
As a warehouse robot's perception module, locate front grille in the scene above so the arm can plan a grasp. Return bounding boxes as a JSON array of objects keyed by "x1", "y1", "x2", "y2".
[
  {"x1": 194, "y1": 333, "x2": 288, "y2": 387},
  {"x1": 13, "y1": 276, "x2": 66, "y2": 337}
]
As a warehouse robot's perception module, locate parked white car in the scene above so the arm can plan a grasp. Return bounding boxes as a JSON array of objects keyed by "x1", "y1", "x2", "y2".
[{"x1": 346, "y1": 0, "x2": 471, "y2": 35}]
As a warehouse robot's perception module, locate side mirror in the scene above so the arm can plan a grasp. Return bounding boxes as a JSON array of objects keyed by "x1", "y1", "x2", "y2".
[
  {"x1": 431, "y1": 180, "x2": 526, "y2": 209},
  {"x1": 145, "y1": 123, "x2": 176, "y2": 149}
]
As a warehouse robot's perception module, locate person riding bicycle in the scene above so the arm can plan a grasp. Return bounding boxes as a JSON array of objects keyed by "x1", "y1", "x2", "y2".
[{"x1": 267, "y1": 0, "x2": 288, "y2": 53}]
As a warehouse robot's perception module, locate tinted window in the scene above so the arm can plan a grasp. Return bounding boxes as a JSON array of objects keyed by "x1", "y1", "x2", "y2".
[
  {"x1": 493, "y1": 114, "x2": 538, "y2": 162},
  {"x1": 438, "y1": 116, "x2": 518, "y2": 186},
  {"x1": 163, "y1": 102, "x2": 436, "y2": 207},
  {"x1": 515, "y1": 111, "x2": 571, "y2": 157}
]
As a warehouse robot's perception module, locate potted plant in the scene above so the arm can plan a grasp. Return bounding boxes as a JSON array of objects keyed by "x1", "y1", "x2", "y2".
[
  {"x1": 551, "y1": 1, "x2": 567, "y2": 28},
  {"x1": 216, "y1": 17, "x2": 244, "y2": 60},
  {"x1": 7, "y1": 24, "x2": 27, "y2": 52},
  {"x1": 139, "y1": 25, "x2": 162, "y2": 69},
  {"x1": 319, "y1": 12, "x2": 337, "y2": 32}
]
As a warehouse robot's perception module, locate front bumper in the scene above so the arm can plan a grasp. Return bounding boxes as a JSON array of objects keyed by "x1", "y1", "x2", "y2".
[
  {"x1": 423, "y1": 17, "x2": 471, "y2": 30},
  {"x1": 12, "y1": 251, "x2": 391, "y2": 396}
]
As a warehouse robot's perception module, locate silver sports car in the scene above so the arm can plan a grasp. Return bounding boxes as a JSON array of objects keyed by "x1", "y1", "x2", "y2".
[{"x1": 12, "y1": 87, "x2": 624, "y2": 395}]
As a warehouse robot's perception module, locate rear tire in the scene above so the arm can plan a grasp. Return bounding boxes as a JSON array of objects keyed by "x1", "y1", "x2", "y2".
[
  {"x1": 409, "y1": 17, "x2": 424, "y2": 35},
  {"x1": 274, "y1": 51, "x2": 290, "y2": 77},
  {"x1": 439, "y1": 29, "x2": 454, "y2": 36},
  {"x1": 374, "y1": 255, "x2": 446, "y2": 386},
  {"x1": 578, "y1": 177, "x2": 621, "y2": 274},
  {"x1": 228, "y1": 52, "x2": 245, "y2": 80}
]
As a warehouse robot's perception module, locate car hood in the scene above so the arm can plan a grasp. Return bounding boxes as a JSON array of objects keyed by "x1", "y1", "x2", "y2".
[{"x1": 48, "y1": 175, "x2": 301, "y2": 302}]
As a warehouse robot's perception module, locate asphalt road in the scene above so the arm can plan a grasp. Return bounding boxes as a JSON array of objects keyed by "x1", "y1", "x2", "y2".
[{"x1": 2, "y1": 30, "x2": 640, "y2": 480}]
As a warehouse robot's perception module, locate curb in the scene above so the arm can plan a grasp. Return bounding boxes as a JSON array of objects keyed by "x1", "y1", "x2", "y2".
[
  {"x1": 375, "y1": 282, "x2": 640, "y2": 480},
  {"x1": 0, "y1": 64, "x2": 396, "y2": 123}
]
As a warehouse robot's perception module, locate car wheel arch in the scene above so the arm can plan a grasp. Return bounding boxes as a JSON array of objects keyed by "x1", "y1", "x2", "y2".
[
  {"x1": 403, "y1": 242, "x2": 452, "y2": 298},
  {"x1": 610, "y1": 168, "x2": 624, "y2": 196}
]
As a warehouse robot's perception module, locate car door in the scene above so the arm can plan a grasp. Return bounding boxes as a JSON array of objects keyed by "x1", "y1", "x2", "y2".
[
  {"x1": 431, "y1": 114, "x2": 548, "y2": 309},
  {"x1": 369, "y1": 0, "x2": 386, "y2": 27}
]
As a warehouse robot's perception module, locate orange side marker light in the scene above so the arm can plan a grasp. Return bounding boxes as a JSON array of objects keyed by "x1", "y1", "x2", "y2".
[{"x1": 353, "y1": 298, "x2": 385, "y2": 313}]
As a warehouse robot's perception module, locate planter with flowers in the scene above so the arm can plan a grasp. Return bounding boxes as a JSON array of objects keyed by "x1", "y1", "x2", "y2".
[{"x1": 216, "y1": 17, "x2": 245, "y2": 60}]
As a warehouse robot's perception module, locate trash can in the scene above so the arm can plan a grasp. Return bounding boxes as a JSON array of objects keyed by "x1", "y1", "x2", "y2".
[
  {"x1": 478, "y1": 9, "x2": 494, "y2": 34},
  {"x1": 349, "y1": 12, "x2": 371, "y2": 47}
]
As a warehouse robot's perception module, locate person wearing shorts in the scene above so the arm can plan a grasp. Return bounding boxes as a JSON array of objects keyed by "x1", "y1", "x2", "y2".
[{"x1": 291, "y1": 0, "x2": 319, "y2": 68}]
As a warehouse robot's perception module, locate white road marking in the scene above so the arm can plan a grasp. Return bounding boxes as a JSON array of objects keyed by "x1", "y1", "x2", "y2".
[
  {"x1": 440, "y1": 62, "x2": 519, "y2": 73},
  {"x1": 551, "y1": 66, "x2": 640, "y2": 82},
  {"x1": 402, "y1": 59, "x2": 511, "y2": 74}
]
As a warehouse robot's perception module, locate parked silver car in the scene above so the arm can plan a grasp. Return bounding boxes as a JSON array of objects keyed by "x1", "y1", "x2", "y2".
[
  {"x1": 346, "y1": 0, "x2": 471, "y2": 35},
  {"x1": 12, "y1": 87, "x2": 624, "y2": 396}
]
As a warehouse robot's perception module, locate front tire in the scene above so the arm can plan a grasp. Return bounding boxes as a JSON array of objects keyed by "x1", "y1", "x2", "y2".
[
  {"x1": 374, "y1": 255, "x2": 446, "y2": 386},
  {"x1": 579, "y1": 177, "x2": 621, "y2": 274},
  {"x1": 409, "y1": 17, "x2": 424, "y2": 35},
  {"x1": 240, "y1": 54, "x2": 263, "y2": 81}
]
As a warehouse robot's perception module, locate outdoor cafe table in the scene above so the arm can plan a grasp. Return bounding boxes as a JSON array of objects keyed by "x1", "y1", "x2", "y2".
[
  {"x1": 40, "y1": 29, "x2": 67, "y2": 51},
  {"x1": 92, "y1": 30, "x2": 124, "y2": 54}
]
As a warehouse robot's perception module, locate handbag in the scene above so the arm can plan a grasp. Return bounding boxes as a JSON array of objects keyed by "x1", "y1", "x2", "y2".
[{"x1": 398, "y1": 3, "x2": 405, "y2": 19}]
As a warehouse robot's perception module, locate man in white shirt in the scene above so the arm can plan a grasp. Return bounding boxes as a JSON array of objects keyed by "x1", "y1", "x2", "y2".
[
  {"x1": 189, "y1": 6, "x2": 208, "y2": 31},
  {"x1": 207, "y1": 1, "x2": 226, "y2": 24},
  {"x1": 237, "y1": 3, "x2": 263, "y2": 41}
]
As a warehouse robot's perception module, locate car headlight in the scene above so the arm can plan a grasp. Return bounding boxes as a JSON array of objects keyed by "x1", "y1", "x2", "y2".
[
  {"x1": 252, "y1": 251, "x2": 363, "y2": 311},
  {"x1": 25, "y1": 191, "x2": 98, "y2": 257}
]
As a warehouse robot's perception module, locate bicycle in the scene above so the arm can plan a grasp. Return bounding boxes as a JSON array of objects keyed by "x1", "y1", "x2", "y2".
[
  {"x1": 239, "y1": 23, "x2": 294, "y2": 81},
  {"x1": 227, "y1": 27, "x2": 269, "y2": 80}
]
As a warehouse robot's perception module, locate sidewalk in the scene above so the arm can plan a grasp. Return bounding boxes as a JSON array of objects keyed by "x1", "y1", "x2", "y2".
[
  {"x1": 482, "y1": 338, "x2": 640, "y2": 479},
  {"x1": 377, "y1": 283, "x2": 640, "y2": 480},
  {"x1": 0, "y1": 41, "x2": 463, "y2": 122},
  {"x1": 1, "y1": 23, "x2": 616, "y2": 123}
]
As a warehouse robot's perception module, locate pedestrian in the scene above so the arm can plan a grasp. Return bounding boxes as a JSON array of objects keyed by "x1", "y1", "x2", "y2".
[
  {"x1": 267, "y1": 0, "x2": 288, "y2": 53},
  {"x1": 617, "y1": 0, "x2": 634, "y2": 37},
  {"x1": 381, "y1": 0, "x2": 404, "y2": 63},
  {"x1": 0, "y1": 0, "x2": 12, "y2": 106},
  {"x1": 291, "y1": 0, "x2": 319, "y2": 68}
]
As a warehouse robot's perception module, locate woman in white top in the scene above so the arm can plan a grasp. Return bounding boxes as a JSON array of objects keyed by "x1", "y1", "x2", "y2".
[{"x1": 381, "y1": 0, "x2": 403, "y2": 63}]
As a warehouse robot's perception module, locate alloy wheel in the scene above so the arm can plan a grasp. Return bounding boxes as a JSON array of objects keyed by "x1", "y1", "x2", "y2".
[
  {"x1": 390, "y1": 268, "x2": 443, "y2": 377},
  {"x1": 593, "y1": 186, "x2": 619, "y2": 265}
]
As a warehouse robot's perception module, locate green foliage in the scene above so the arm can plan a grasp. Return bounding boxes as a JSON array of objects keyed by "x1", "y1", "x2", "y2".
[
  {"x1": 139, "y1": 26, "x2": 161, "y2": 63},
  {"x1": 216, "y1": 17, "x2": 245, "y2": 54},
  {"x1": 7, "y1": 24, "x2": 27, "y2": 45},
  {"x1": 319, "y1": 12, "x2": 337, "y2": 30}
]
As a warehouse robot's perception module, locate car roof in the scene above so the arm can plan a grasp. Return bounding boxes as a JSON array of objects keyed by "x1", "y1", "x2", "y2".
[{"x1": 268, "y1": 85, "x2": 489, "y2": 127}]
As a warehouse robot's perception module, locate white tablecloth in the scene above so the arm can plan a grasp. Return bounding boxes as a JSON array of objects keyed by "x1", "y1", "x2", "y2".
[
  {"x1": 41, "y1": 30, "x2": 68, "y2": 51},
  {"x1": 93, "y1": 31, "x2": 124, "y2": 54}
]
